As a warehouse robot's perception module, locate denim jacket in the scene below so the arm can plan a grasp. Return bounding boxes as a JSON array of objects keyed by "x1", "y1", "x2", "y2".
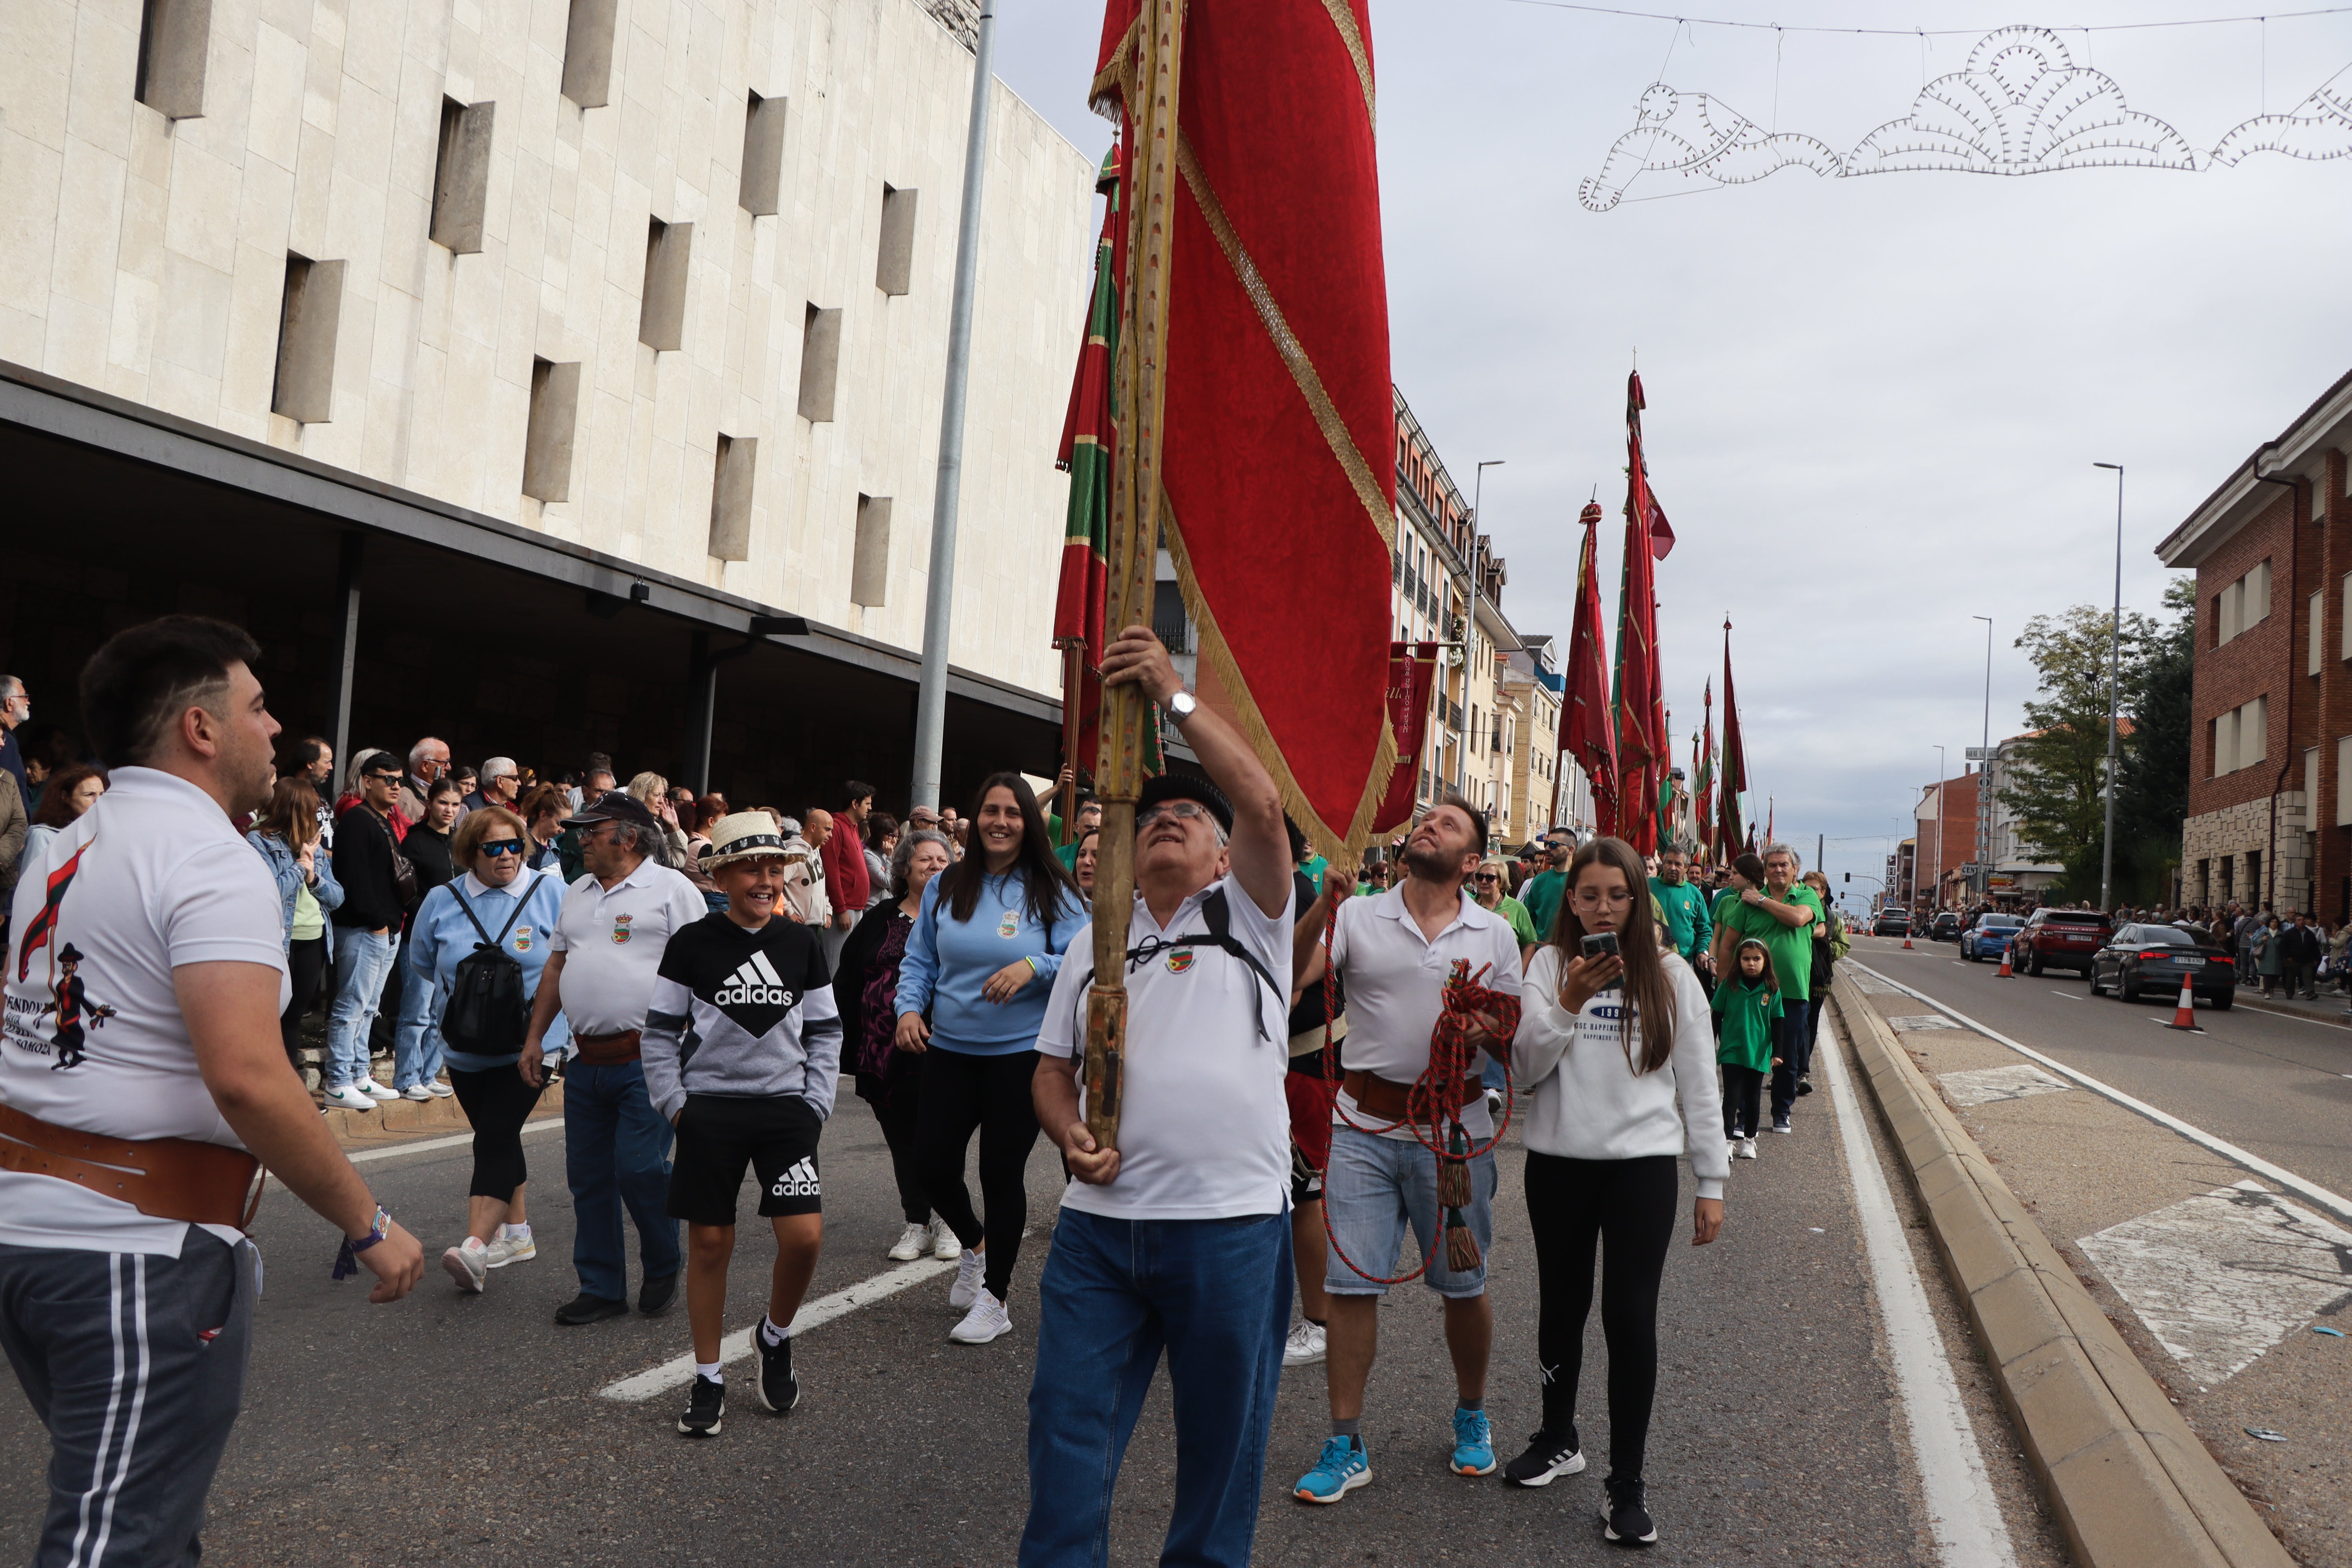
[{"x1": 248, "y1": 829, "x2": 347, "y2": 959}]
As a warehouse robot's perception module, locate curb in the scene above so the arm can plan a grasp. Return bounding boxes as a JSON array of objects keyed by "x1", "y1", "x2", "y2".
[
  {"x1": 1830, "y1": 977, "x2": 2293, "y2": 1568},
  {"x1": 322, "y1": 1080, "x2": 566, "y2": 1149}
]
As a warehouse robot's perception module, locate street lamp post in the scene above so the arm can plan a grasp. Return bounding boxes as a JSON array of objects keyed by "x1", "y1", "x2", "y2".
[
  {"x1": 1459, "y1": 459, "x2": 1504, "y2": 803},
  {"x1": 2094, "y1": 463, "x2": 2124, "y2": 911},
  {"x1": 1933, "y1": 744, "x2": 1947, "y2": 911},
  {"x1": 1973, "y1": 614, "x2": 1993, "y2": 902}
]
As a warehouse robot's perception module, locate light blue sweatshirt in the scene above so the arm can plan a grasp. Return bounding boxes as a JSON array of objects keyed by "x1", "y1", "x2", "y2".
[
  {"x1": 893, "y1": 867, "x2": 1082, "y2": 1056},
  {"x1": 407, "y1": 870, "x2": 570, "y2": 1070}
]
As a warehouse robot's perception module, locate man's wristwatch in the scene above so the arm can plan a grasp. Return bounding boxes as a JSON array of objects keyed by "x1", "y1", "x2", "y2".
[{"x1": 1165, "y1": 689, "x2": 1198, "y2": 724}]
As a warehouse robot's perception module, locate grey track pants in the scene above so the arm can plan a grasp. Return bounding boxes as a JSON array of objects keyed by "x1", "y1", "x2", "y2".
[{"x1": 0, "y1": 1228, "x2": 258, "y2": 1566}]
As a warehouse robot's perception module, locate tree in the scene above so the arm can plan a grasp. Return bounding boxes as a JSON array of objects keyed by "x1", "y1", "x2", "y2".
[
  {"x1": 2114, "y1": 579, "x2": 2195, "y2": 904},
  {"x1": 2000, "y1": 603, "x2": 2159, "y2": 901}
]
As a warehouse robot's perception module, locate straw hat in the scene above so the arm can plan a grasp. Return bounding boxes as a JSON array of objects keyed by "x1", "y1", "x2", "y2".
[{"x1": 699, "y1": 811, "x2": 795, "y2": 870}]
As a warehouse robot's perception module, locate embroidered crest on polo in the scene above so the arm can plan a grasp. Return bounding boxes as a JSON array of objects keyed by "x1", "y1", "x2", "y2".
[
  {"x1": 612, "y1": 914, "x2": 634, "y2": 945},
  {"x1": 1165, "y1": 948, "x2": 1196, "y2": 975}
]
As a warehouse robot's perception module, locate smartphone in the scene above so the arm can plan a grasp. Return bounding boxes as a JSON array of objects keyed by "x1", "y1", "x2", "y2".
[{"x1": 1580, "y1": 931, "x2": 1621, "y2": 961}]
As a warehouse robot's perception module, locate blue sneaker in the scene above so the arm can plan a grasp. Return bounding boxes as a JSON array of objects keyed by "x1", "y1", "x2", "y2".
[
  {"x1": 1293, "y1": 1435, "x2": 1372, "y2": 1504},
  {"x1": 1451, "y1": 1406, "x2": 1497, "y2": 1475}
]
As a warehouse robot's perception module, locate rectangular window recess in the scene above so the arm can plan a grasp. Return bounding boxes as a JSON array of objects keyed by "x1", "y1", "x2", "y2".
[
  {"x1": 136, "y1": 0, "x2": 212, "y2": 118},
  {"x1": 270, "y1": 254, "x2": 344, "y2": 424},
  {"x1": 522, "y1": 359, "x2": 581, "y2": 503},
  {"x1": 797, "y1": 303, "x2": 842, "y2": 422},
  {"x1": 430, "y1": 98, "x2": 495, "y2": 254},
  {"x1": 740, "y1": 92, "x2": 787, "y2": 217},
  {"x1": 639, "y1": 217, "x2": 691, "y2": 352},
  {"x1": 877, "y1": 185, "x2": 917, "y2": 296},
  {"x1": 709, "y1": 435, "x2": 757, "y2": 562},
  {"x1": 851, "y1": 494, "x2": 892, "y2": 607},
  {"x1": 561, "y1": 0, "x2": 617, "y2": 108}
]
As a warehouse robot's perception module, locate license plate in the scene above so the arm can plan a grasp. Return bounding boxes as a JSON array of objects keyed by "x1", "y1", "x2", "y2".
[{"x1": 2175, "y1": 956, "x2": 2205, "y2": 967}]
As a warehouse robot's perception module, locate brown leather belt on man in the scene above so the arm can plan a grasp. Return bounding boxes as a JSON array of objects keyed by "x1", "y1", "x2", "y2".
[
  {"x1": 0, "y1": 1100, "x2": 261, "y2": 1229},
  {"x1": 570, "y1": 1028, "x2": 643, "y2": 1066},
  {"x1": 1341, "y1": 1067, "x2": 1483, "y2": 1122}
]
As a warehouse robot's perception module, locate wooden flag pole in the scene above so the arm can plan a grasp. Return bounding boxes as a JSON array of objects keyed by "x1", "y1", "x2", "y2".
[
  {"x1": 1084, "y1": 0, "x2": 1185, "y2": 1154},
  {"x1": 1058, "y1": 640, "x2": 1083, "y2": 846}
]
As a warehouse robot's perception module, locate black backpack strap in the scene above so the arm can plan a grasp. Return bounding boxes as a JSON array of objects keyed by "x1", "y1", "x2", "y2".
[
  {"x1": 1125, "y1": 888, "x2": 1283, "y2": 1041},
  {"x1": 457, "y1": 875, "x2": 542, "y2": 949}
]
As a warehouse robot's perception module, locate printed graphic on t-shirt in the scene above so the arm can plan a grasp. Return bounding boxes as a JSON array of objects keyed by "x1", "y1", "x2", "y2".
[
  {"x1": 34, "y1": 945, "x2": 117, "y2": 1071},
  {"x1": 710, "y1": 950, "x2": 802, "y2": 1036},
  {"x1": 5, "y1": 846, "x2": 120, "y2": 1072},
  {"x1": 997, "y1": 909, "x2": 1019, "y2": 938},
  {"x1": 1166, "y1": 947, "x2": 1196, "y2": 974},
  {"x1": 769, "y1": 1156, "x2": 821, "y2": 1200},
  {"x1": 15, "y1": 841, "x2": 87, "y2": 983}
]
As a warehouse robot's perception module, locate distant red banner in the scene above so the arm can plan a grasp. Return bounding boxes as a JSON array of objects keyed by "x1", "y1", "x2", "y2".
[{"x1": 1372, "y1": 641, "x2": 1440, "y2": 837}]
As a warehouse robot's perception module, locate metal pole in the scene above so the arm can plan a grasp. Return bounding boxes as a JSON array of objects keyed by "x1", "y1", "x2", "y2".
[
  {"x1": 1973, "y1": 615, "x2": 1992, "y2": 889},
  {"x1": 1933, "y1": 745, "x2": 1945, "y2": 911},
  {"x1": 2106, "y1": 472, "x2": 2125, "y2": 910},
  {"x1": 908, "y1": 1, "x2": 998, "y2": 814}
]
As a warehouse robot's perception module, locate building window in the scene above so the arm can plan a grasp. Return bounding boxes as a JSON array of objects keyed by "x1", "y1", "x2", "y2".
[
  {"x1": 270, "y1": 254, "x2": 344, "y2": 424},
  {"x1": 1152, "y1": 580, "x2": 1191, "y2": 653},
  {"x1": 740, "y1": 92, "x2": 787, "y2": 216},
  {"x1": 136, "y1": 0, "x2": 211, "y2": 118},
  {"x1": 851, "y1": 495, "x2": 891, "y2": 606},
  {"x1": 2214, "y1": 558, "x2": 2271, "y2": 646},
  {"x1": 2211, "y1": 694, "x2": 2267, "y2": 777},
  {"x1": 639, "y1": 218, "x2": 691, "y2": 352},
  {"x1": 877, "y1": 185, "x2": 918, "y2": 296},
  {"x1": 562, "y1": 0, "x2": 617, "y2": 108},
  {"x1": 2313, "y1": 591, "x2": 2327, "y2": 677},
  {"x1": 798, "y1": 304, "x2": 842, "y2": 422},
  {"x1": 430, "y1": 98, "x2": 495, "y2": 254},
  {"x1": 521, "y1": 359, "x2": 580, "y2": 503},
  {"x1": 708, "y1": 434, "x2": 757, "y2": 561}
]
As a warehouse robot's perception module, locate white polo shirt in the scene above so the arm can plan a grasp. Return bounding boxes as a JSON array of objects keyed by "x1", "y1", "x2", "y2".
[
  {"x1": 1330, "y1": 882, "x2": 1523, "y2": 1142},
  {"x1": 548, "y1": 859, "x2": 710, "y2": 1036},
  {"x1": 1, "y1": 768, "x2": 291, "y2": 1254},
  {"x1": 1035, "y1": 871, "x2": 1293, "y2": 1221}
]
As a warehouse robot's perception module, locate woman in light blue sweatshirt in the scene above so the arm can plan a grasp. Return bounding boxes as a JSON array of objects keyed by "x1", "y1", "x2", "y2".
[{"x1": 894, "y1": 771, "x2": 1083, "y2": 1339}]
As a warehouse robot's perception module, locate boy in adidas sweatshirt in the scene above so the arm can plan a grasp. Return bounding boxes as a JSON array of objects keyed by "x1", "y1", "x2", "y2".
[
  {"x1": 1710, "y1": 938, "x2": 1780, "y2": 1155},
  {"x1": 642, "y1": 813, "x2": 842, "y2": 1438}
]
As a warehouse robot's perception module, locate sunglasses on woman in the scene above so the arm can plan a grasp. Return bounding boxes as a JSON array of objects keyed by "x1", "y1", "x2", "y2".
[{"x1": 479, "y1": 839, "x2": 525, "y2": 857}]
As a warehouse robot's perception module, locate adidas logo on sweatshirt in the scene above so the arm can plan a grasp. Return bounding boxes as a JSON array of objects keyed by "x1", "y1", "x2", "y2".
[
  {"x1": 715, "y1": 950, "x2": 799, "y2": 1009},
  {"x1": 769, "y1": 1157, "x2": 821, "y2": 1199}
]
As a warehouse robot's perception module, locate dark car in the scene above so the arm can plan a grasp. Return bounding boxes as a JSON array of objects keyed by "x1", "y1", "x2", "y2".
[
  {"x1": 1961, "y1": 913, "x2": 2024, "y2": 962},
  {"x1": 1929, "y1": 912, "x2": 1962, "y2": 942},
  {"x1": 2089, "y1": 923, "x2": 2235, "y2": 1007},
  {"x1": 2009, "y1": 908, "x2": 2112, "y2": 976},
  {"x1": 1873, "y1": 909, "x2": 1913, "y2": 937}
]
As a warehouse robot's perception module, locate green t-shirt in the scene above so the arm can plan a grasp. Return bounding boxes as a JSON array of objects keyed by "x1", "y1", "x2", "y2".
[
  {"x1": 1055, "y1": 840, "x2": 1082, "y2": 872},
  {"x1": 1522, "y1": 869, "x2": 1568, "y2": 945},
  {"x1": 1648, "y1": 877, "x2": 1713, "y2": 962},
  {"x1": 1298, "y1": 854, "x2": 1329, "y2": 887},
  {"x1": 1710, "y1": 976, "x2": 1782, "y2": 1072},
  {"x1": 1494, "y1": 896, "x2": 1538, "y2": 948},
  {"x1": 1718, "y1": 882, "x2": 1826, "y2": 1001}
]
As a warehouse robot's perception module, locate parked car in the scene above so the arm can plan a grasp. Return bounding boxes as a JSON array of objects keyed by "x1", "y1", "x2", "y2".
[
  {"x1": 1873, "y1": 909, "x2": 1913, "y2": 937},
  {"x1": 2008, "y1": 908, "x2": 2113, "y2": 976},
  {"x1": 1960, "y1": 913, "x2": 2025, "y2": 963},
  {"x1": 2088, "y1": 923, "x2": 2235, "y2": 1007},
  {"x1": 1929, "y1": 911, "x2": 1963, "y2": 942}
]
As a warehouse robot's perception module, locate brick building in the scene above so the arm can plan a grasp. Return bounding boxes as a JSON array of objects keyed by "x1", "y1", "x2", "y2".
[{"x1": 2156, "y1": 367, "x2": 2352, "y2": 919}]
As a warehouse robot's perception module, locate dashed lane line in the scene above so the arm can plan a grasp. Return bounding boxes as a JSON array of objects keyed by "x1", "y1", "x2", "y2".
[
  {"x1": 1821, "y1": 1015, "x2": 2018, "y2": 1568},
  {"x1": 1848, "y1": 960, "x2": 2352, "y2": 1225}
]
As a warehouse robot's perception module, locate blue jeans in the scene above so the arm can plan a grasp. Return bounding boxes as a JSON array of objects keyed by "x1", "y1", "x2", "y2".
[
  {"x1": 1322, "y1": 1123, "x2": 1497, "y2": 1298},
  {"x1": 564, "y1": 1059, "x2": 682, "y2": 1301},
  {"x1": 325, "y1": 929, "x2": 399, "y2": 1089},
  {"x1": 391, "y1": 969, "x2": 443, "y2": 1091},
  {"x1": 1020, "y1": 1207, "x2": 1290, "y2": 1568}
]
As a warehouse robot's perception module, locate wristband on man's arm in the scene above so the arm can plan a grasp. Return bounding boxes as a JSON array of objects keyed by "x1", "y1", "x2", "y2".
[{"x1": 332, "y1": 1205, "x2": 392, "y2": 1281}]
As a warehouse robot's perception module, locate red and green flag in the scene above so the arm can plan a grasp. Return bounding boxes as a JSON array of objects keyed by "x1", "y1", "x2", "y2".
[
  {"x1": 1611, "y1": 371, "x2": 1673, "y2": 853},
  {"x1": 1559, "y1": 501, "x2": 1619, "y2": 835},
  {"x1": 1693, "y1": 680, "x2": 1715, "y2": 860},
  {"x1": 1719, "y1": 619, "x2": 1749, "y2": 857}
]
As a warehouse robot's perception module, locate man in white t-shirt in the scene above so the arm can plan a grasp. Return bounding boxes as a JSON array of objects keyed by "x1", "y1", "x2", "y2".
[
  {"x1": 1024, "y1": 626, "x2": 1293, "y2": 1568},
  {"x1": 1287, "y1": 795, "x2": 1521, "y2": 1504},
  {"x1": 523, "y1": 790, "x2": 708, "y2": 1326},
  {"x1": 0, "y1": 615, "x2": 425, "y2": 1565}
]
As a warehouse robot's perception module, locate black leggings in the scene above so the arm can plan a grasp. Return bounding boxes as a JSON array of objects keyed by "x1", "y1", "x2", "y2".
[
  {"x1": 873, "y1": 1093, "x2": 932, "y2": 1226},
  {"x1": 1523, "y1": 1151, "x2": 1679, "y2": 1479},
  {"x1": 446, "y1": 1065, "x2": 546, "y2": 1200},
  {"x1": 280, "y1": 937, "x2": 328, "y2": 1074},
  {"x1": 916, "y1": 1047, "x2": 1040, "y2": 1300},
  {"x1": 1720, "y1": 1065, "x2": 1764, "y2": 1139}
]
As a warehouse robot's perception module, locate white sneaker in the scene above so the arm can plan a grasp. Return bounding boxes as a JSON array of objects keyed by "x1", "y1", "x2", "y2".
[
  {"x1": 443, "y1": 1239, "x2": 488, "y2": 1294},
  {"x1": 948, "y1": 1248, "x2": 986, "y2": 1310},
  {"x1": 1736, "y1": 1137, "x2": 1759, "y2": 1160},
  {"x1": 1726, "y1": 1138, "x2": 1739, "y2": 1161},
  {"x1": 485, "y1": 1234, "x2": 536, "y2": 1268},
  {"x1": 322, "y1": 1084, "x2": 377, "y2": 1111},
  {"x1": 1283, "y1": 1319, "x2": 1328, "y2": 1367},
  {"x1": 930, "y1": 1220, "x2": 962, "y2": 1261},
  {"x1": 888, "y1": 1222, "x2": 930, "y2": 1262},
  {"x1": 425, "y1": 1080, "x2": 455, "y2": 1098},
  {"x1": 400, "y1": 1084, "x2": 432, "y2": 1102},
  {"x1": 948, "y1": 1288, "x2": 1012, "y2": 1345},
  {"x1": 358, "y1": 1078, "x2": 399, "y2": 1101}
]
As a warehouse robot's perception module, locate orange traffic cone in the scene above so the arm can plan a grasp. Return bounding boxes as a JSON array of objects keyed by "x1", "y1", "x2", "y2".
[
  {"x1": 1996, "y1": 944, "x2": 2014, "y2": 978},
  {"x1": 2164, "y1": 974, "x2": 2201, "y2": 1031},
  {"x1": 1902, "y1": 925, "x2": 1915, "y2": 950}
]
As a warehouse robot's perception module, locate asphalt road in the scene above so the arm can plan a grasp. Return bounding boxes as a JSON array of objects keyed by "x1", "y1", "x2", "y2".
[
  {"x1": 0, "y1": 1038, "x2": 2067, "y2": 1567},
  {"x1": 1848, "y1": 935, "x2": 2352, "y2": 1202}
]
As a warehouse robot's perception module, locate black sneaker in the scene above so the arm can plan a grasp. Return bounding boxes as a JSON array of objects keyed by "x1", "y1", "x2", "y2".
[
  {"x1": 677, "y1": 1374, "x2": 725, "y2": 1437},
  {"x1": 1600, "y1": 1475, "x2": 1656, "y2": 1547},
  {"x1": 1502, "y1": 1428, "x2": 1586, "y2": 1488},
  {"x1": 1796, "y1": 1074, "x2": 1814, "y2": 1096},
  {"x1": 754, "y1": 1329, "x2": 800, "y2": 1414},
  {"x1": 638, "y1": 1272, "x2": 680, "y2": 1316},
  {"x1": 553, "y1": 1291, "x2": 630, "y2": 1327}
]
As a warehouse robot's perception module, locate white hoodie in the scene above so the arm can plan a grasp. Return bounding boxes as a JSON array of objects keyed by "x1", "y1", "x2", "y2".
[{"x1": 1511, "y1": 946, "x2": 1729, "y2": 1200}]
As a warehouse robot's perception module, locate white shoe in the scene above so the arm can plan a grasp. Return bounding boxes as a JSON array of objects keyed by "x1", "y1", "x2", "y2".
[
  {"x1": 443, "y1": 1239, "x2": 488, "y2": 1294},
  {"x1": 1736, "y1": 1137, "x2": 1759, "y2": 1160},
  {"x1": 400, "y1": 1084, "x2": 432, "y2": 1102},
  {"x1": 1483, "y1": 1087, "x2": 1504, "y2": 1118},
  {"x1": 1283, "y1": 1319, "x2": 1328, "y2": 1367},
  {"x1": 358, "y1": 1078, "x2": 399, "y2": 1101},
  {"x1": 930, "y1": 1220, "x2": 962, "y2": 1261},
  {"x1": 1726, "y1": 1138, "x2": 1739, "y2": 1161},
  {"x1": 485, "y1": 1234, "x2": 535, "y2": 1268},
  {"x1": 888, "y1": 1222, "x2": 930, "y2": 1262},
  {"x1": 948, "y1": 1288, "x2": 1012, "y2": 1345},
  {"x1": 948, "y1": 1248, "x2": 986, "y2": 1310},
  {"x1": 323, "y1": 1084, "x2": 377, "y2": 1111},
  {"x1": 425, "y1": 1080, "x2": 454, "y2": 1098}
]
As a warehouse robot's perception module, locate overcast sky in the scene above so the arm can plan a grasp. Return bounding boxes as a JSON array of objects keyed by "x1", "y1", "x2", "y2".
[{"x1": 984, "y1": 0, "x2": 2352, "y2": 902}]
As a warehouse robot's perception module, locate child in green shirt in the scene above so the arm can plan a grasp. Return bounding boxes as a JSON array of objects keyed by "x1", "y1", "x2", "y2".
[{"x1": 1710, "y1": 938, "x2": 1780, "y2": 1156}]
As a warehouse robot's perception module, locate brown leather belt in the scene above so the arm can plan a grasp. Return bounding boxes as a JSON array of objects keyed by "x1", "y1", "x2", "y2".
[
  {"x1": 1341, "y1": 1068, "x2": 1481, "y2": 1121},
  {"x1": 0, "y1": 1102, "x2": 261, "y2": 1230},
  {"x1": 571, "y1": 1029, "x2": 642, "y2": 1066}
]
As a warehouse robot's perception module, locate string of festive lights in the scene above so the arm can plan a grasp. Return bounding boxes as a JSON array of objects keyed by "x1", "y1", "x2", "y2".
[{"x1": 1510, "y1": 0, "x2": 2352, "y2": 38}]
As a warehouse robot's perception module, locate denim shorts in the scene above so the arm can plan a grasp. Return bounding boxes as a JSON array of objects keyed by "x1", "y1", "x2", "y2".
[{"x1": 1321, "y1": 1123, "x2": 1496, "y2": 1299}]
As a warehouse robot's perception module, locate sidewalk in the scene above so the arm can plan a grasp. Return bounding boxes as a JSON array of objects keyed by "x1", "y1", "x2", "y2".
[{"x1": 2230, "y1": 986, "x2": 2352, "y2": 1029}]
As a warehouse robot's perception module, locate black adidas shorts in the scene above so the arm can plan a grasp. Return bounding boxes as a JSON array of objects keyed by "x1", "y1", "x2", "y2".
[{"x1": 667, "y1": 1094, "x2": 824, "y2": 1225}]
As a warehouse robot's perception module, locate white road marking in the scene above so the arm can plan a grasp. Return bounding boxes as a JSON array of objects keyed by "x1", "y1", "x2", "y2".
[
  {"x1": 1939, "y1": 1065, "x2": 2071, "y2": 1108},
  {"x1": 1849, "y1": 960, "x2": 2352, "y2": 1225},
  {"x1": 343, "y1": 1118, "x2": 566, "y2": 1165},
  {"x1": 2078, "y1": 1181, "x2": 2352, "y2": 1388},
  {"x1": 1822, "y1": 1016, "x2": 2019, "y2": 1568},
  {"x1": 599, "y1": 1255, "x2": 959, "y2": 1402},
  {"x1": 2051, "y1": 990, "x2": 2082, "y2": 1001},
  {"x1": 1885, "y1": 1014, "x2": 1968, "y2": 1033}
]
